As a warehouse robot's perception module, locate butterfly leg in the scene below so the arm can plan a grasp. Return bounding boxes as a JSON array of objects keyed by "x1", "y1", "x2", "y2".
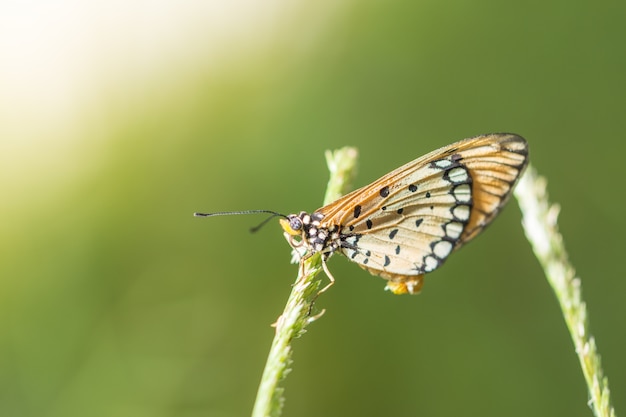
[
  {"x1": 296, "y1": 251, "x2": 335, "y2": 295},
  {"x1": 317, "y1": 253, "x2": 336, "y2": 295}
]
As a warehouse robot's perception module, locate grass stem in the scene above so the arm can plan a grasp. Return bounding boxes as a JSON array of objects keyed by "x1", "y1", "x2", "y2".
[
  {"x1": 251, "y1": 147, "x2": 358, "y2": 417},
  {"x1": 514, "y1": 165, "x2": 616, "y2": 417}
]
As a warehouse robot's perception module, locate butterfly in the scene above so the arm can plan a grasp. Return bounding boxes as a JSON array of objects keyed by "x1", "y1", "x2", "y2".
[{"x1": 196, "y1": 133, "x2": 529, "y2": 295}]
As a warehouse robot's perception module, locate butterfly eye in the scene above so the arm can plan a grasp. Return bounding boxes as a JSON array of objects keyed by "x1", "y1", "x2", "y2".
[{"x1": 289, "y1": 216, "x2": 303, "y2": 231}]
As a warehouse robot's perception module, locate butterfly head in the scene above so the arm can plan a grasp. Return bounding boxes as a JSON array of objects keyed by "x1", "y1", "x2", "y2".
[
  {"x1": 279, "y1": 211, "x2": 338, "y2": 255},
  {"x1": 279, "y1": 214, "x2": 304, "y2": 237}
]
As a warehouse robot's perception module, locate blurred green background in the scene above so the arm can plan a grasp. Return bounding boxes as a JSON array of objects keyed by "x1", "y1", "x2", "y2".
[{"x1": 1, "y1": 1, "x2": 624, "y2": 416}]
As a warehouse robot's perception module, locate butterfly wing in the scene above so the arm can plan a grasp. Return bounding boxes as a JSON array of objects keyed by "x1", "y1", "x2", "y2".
[{"x1": 316, "y1": 133, "x2": 529, "y2": 294}]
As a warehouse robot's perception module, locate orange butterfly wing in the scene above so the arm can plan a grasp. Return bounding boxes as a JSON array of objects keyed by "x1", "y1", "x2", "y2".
[{"x1": 314, "y1": 133, "x2": 528, "y2": 294}]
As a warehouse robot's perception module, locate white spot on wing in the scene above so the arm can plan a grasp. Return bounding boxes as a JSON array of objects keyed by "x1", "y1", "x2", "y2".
[
  {"x1": 424, "y1": 255, "x2": 439, "y2": 272},
  {"x1": 434, "y1": 159, "x2": 453, "y2": 169},
  {"x1": 444, "y1": 221, "x2": 464, "y2": 239},
  {"x1": 452, "y1": 184, "x2": 471, "y2": 202},
  {"x1": 452, "y1": 204, "x2": 471, "y2": 221},
  {"x1": 433, "y1": 240, "x2": 453, "y2": 258},
  {"x1": 448, "y1": 167, "x2": 469, "y2": 183}
]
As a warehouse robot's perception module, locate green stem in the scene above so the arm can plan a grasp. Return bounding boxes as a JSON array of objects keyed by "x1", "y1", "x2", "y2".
[
  {"x1": 514, "y1": 165, "x2": 616, "y2": 417},
  {"x1": 251, "y1": 147, "x2": 359, "y2": 417}
]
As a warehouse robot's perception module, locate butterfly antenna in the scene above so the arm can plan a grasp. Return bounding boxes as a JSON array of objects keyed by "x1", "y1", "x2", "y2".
[{"x1": 193, "y1": 210, "x2": 287, "y2": 233}]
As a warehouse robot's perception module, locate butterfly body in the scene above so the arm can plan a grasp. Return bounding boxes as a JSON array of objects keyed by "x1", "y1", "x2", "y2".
[{"x1": 280, "y1": 133, "x2": 529, "y2": 295}]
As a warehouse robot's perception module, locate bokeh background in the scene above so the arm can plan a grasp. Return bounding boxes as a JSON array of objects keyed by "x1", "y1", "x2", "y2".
[{"x1": 1, "y1": 1, "x2": 624, "y2": 416}]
